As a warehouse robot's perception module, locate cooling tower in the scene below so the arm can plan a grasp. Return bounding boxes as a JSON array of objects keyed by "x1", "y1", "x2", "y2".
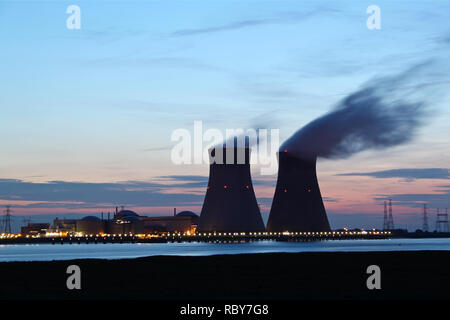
[
  {"x1": 198, "y1": 145, "x2": 265, "y2": 232},
  {"x1": 266, "y1": 151, "x2": 331, "y2": 232}
]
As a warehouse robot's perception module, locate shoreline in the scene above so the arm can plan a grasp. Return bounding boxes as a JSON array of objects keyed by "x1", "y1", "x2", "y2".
[
  {"x1": 0, "y1": 251, "x2": 449, "y2": 300},
  {"x1": 1, "y1": 232, "x2": 449, "y2": 246}
]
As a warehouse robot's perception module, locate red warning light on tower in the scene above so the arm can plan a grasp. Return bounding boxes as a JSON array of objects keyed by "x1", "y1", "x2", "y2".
[
  {"x1": 198, "y1": 140, "x2": 265, "y2": 232},
  {"x1": 267, "y1": 152, "x2": 331, "y2": 232}
]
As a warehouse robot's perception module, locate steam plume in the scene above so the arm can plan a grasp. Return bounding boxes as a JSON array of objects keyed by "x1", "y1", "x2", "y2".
[{"x1": 282, "y1": 61, "x2": 446, "y2": 160}]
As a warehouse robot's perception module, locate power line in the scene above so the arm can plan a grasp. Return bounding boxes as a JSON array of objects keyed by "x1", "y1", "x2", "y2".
[
  {"x1": 383, "y1": 201, "x2": 388, "y2": 230},
  {"x1": 436, "y1": 208, "x2": 449, "y2": 233},
  {"x1": 423, "y1": 204, "x2": 429, "y2": 232},
  {"x1": 3, "y1": 206, "x2": 12, "y2": 234},
  {"x1": 388, "y1": 199, "x2": 394, "y2": 230}
]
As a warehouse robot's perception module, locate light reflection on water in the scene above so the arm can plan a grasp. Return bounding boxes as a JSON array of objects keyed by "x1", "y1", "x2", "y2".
[{"x1": 0, "y1": 238, "x2": 449, "y2": 262}]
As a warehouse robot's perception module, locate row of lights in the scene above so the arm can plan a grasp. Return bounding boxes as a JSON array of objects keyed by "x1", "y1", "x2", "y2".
[
  {"x1": 3, "y1": 233, "x2": 162, "y2": 239},
  {"x1": 2, "y1": 230, "x2": 391, "y2": 239},
  {"x1": 164, "y1": 230, "x2": 391, "y2": 237},
  {"x1": 0, "y1": 233, "x2": 21, "y2": 239},
  {"x1": 24, "y1": 232, "x2": 139, "y2": 239}
]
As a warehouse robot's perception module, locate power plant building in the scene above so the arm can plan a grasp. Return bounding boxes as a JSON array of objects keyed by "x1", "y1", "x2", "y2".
[
  {"x1": 142, "y1": 211, "x2": 199, "y2": 233},
  {"x1": 53, "y1": 218, "x2": 77, "y2": 233},
  {"x1": 20, "y1": 223, "x2": 50, "y2": 236},
  {"x1": 49, "y1": 210, "x2": 144, "y2": 235},
  {"x1": 76, "y1": 216, "x2": 106, "y2": 235},
  {"x1": 19, "y1": 209, "x2": 200, "y2": 236},
  {"x1": 107, "y1": 210, "x2": 144, "y2": 235}
]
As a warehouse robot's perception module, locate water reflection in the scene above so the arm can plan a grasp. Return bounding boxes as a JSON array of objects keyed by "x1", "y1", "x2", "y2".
[{"x1": 0, "y1": 238, "x2": 449, "y2": 262}]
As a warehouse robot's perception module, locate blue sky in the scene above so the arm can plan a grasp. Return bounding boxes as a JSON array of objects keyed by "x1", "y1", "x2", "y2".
[{"x1": 0, "y1": 1, "x2": 449, "y2": 231}]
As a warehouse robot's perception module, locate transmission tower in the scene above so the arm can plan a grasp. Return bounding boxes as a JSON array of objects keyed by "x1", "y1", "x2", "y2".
[
  {"x1": 3, "y1": 206, "x2": 12, "y2": 234},
  {"x1": 23, "y1": 216, "x2": 31, "y2": 225},
  {"x1": 436, "y1": 208, "x2": 449, "y2": 233},
  {"x1": 388, "y1": 199, "x2": 394, "y2": 230},
  {"x1": 383, "y1": 201, "x2": 389, "y2": 230},
  {"x1": 422, "y1": 204, "x2": 429, "y2": 232}
]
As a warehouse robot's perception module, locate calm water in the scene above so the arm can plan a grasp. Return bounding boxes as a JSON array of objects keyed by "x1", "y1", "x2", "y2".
[{"x1": 1, "y1": 238, "x2": 449, "y2": 262}]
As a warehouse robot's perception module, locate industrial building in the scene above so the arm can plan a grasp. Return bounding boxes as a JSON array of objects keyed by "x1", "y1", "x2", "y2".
[
  {"x1": 49, "y1": 209, "x2": 144, "y2": 235},
  {"x1": 198, "y1": 143, "x2": 265, "y2": 232},
  {"x1": 20, "y1": 223, "x2": 50, "y2": 236},
  {"x1": 142, "y1": 211, "x2": 199, "y2": 233},
  {"x1": 77, "y1": 216, "x2": 107, "y2": 235},
  {"x1": 267, "y1": 151, "x2": 331, "y2": 232},
  {"x1": 20, "y1": 208, "x2": 199, "y2": 236},
  {"x1": 107, "y1": 210, "x2": 144, "y2": 234},
  {"x1": 53, "y1": 218, "x2": 77, "y2": 233}
]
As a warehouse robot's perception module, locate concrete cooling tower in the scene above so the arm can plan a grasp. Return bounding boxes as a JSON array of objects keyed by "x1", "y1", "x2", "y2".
[
  {"x1": 198, "y1": 144, "x2": 265, "y2": 232},
  {"x1": 266, "y1": 150, "x2": 331, "y2": 232}
]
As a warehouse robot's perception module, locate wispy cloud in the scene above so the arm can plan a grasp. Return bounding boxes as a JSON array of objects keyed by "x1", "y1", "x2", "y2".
[
  {"x1": 374, "y1": 185, "x2": 450, "y2": 209},
  {"x1": 0, "y1": 175, "x2": 279, "y2": 212},
  {"x1": 0, "y1": 178, "x2": 205, "y2": 210},
  {"x1": 323, "y1": 196, "x2": 340, "y2": 203},
  {"x1": 158, "y1": 175, "x2": 208, "y2": 182},
  {"x1": 171, "y1": 9, "x2": 338, "y2": 37},
  {"x1": 338, "y1": 168, "x2": 450, "y2": 180},
  {"x1": 173, "y1": 18, "x2": 276, "y2": 37}
]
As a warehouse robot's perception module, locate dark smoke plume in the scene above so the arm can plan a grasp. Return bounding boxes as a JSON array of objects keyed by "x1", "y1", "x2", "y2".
[{"x1": 282, "y1": 61, "x2": 445, "y2": 160}]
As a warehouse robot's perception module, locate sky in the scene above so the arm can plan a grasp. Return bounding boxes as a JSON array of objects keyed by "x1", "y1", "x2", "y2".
[{"x1": 0, "y1": 0, "x2": 449, "y2": 231}]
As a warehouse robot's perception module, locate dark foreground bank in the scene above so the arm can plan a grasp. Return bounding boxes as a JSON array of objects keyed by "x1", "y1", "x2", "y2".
[{"x1": 0, "y1": 251, "x2": 449, "y2": 300}]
